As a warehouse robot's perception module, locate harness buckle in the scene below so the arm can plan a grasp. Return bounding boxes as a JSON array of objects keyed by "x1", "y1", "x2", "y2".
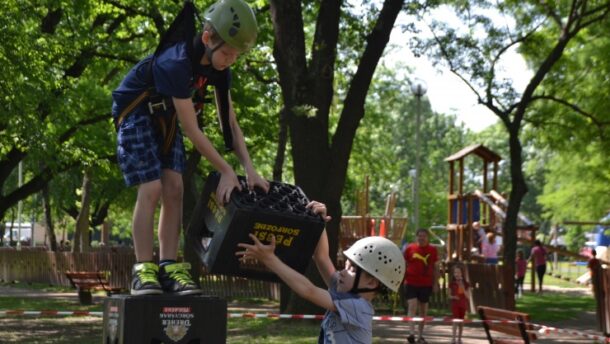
[{"x1": 148, "y1": 98, "x2": 167, "y2": 114}]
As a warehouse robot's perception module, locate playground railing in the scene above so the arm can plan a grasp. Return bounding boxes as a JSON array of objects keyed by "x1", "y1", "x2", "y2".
[{"x1": 339, "y1": 215, "x2": 407, "y2": 250}]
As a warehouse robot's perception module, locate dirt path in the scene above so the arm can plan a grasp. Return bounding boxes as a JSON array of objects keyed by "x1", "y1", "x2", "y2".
[{"x1": 0, "y1": 285, "x2": 606, "y2": 343}]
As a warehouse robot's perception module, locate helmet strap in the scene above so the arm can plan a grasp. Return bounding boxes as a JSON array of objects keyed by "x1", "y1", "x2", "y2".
[
  {"x1": 204, "y1": 40, "x2": 225, "y2": 64},
  {"x1": 349, "y1": 265, "x2": 381, "y2": 294}
]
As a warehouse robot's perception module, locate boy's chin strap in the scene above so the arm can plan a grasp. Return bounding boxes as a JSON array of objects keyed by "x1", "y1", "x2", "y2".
[
  {"x1": 204, "y1": 41, "x2": 224, "y2": 64},
  {"x1": 349, "y1": 266, "x2": 382, "y2": 294}
]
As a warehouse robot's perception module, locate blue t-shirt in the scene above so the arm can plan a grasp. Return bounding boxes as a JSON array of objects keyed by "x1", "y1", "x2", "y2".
[
  {"x1": 319, "y1": 273, "x2": 374, "y2": 344},
  {"x1": 111, "y1": 41, "x2": 231, "y2": 118}
]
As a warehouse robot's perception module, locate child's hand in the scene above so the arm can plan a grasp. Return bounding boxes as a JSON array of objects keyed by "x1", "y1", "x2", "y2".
[
  {"x1": 217, "y1": 170, "x2": 242, "y2": 204},
  {"x1": 306, "y1": 201, "x2": 332, "y2": 222},
  {"x1": 236, "y1": 234, "x2": 276, "y2": 264},
  {"x1": 246, "y1": 170, "x2": 270, "y2": 193}
]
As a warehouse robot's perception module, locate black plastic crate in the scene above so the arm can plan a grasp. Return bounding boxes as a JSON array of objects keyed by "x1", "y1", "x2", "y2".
[
  {"x1": 187, "y1": 172, "x2": 325, "y2": 282},
  {"x1": 102, "y1": 294, "x2": 226, "y2": 344}
]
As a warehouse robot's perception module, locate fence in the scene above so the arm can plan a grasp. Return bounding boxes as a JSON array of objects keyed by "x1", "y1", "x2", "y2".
[
  {"x1": 0, "y1": 248, "x2": 279, "y2": 300},
  {"x1": 0, "y1": 251, "x2": 511, "y2": 313},
  {"x1": 466, "y1": 263, "x2": 507, "y2": 309}
]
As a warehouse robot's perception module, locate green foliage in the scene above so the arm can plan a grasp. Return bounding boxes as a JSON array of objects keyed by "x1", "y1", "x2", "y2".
[
  {"x1": 344, "y1": 65, "x2": 469, "y2": 231},
  {"x1": 537, "y1": 144, "x2": 610, "y2": 224}
]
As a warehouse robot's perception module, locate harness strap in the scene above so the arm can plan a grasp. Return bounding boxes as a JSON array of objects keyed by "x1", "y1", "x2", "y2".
[{"x1": 115, "y1": 90, "x2": 151, "y2": 131}]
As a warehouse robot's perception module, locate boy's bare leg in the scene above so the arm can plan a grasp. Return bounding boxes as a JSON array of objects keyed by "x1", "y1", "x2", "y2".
[
  {"x1": 158, "y1": 169, "x2": 183, "y2": 261},
  {"x1": 132, "y1": 180, "x2": 162, "y2": 262}
]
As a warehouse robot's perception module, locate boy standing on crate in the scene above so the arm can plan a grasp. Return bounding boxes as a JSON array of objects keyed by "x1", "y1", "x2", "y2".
[{"x1": 112, "y1": 0, "x2": 269, "y2": 296}]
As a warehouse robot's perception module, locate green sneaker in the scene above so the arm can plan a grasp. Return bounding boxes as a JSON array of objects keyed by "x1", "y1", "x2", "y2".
[
  {"x1": 130, "y1": 262, "x2": 163, "y2": 295},
  {"x1": 158, "y1": 262, "x2": 202, "y2": 295}
]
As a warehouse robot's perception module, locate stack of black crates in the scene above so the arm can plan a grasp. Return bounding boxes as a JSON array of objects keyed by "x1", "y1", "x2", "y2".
[{"x1": 188, "y1": 172, "x2": 325, "y2": 282}]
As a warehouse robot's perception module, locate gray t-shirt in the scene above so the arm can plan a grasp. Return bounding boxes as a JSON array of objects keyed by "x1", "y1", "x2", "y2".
[{"x1": 319, "y1": 273, "x2": 374, "y2": 343}]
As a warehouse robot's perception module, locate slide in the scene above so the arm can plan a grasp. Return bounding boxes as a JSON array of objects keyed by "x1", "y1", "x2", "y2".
[
  {"x1": 474, "y1": 189, "x2": 533, "y2": 227},
  {"x1": 488, "y1": 190, "x2": 534, "y2": 226},
  {"x1": 474, "y1": 189, "x2": 507, "y2": 220}
]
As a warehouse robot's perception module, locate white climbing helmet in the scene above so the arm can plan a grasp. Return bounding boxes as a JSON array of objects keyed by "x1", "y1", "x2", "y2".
[{"x1": 343, "y1": 236, "x2": 405, "y2": 292}]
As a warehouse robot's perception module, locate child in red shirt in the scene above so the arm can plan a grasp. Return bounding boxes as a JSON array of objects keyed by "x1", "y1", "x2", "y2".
[
  {"x1": 449, "y1": 264, "x2": 471, "y2": 344},
  {"x1": 515, "y1": 249, "x2": 527, "y2": 297}
]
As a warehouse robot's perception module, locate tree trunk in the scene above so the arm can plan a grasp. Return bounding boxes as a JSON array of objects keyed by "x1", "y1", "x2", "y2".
[
  {"x1": 502, "y1": 125, "x2": 528, "y2": 310},
  {"x1": 272, "y1": 108, "x2": 289, "y2": 182},
  {"x1": 73, "y1": 169, "x2": 92, "y2": 253},
  {"x1": 42, "y1": 185, "x2": 57, "y2": 251},
  {"x1": 270, "y1": 0, "x2": 404, "y2": 313}
]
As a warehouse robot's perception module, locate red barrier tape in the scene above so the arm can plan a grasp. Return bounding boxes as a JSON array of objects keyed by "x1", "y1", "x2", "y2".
[{"x1": 1, "y1": 310, "x2": 608, "y2": 342}]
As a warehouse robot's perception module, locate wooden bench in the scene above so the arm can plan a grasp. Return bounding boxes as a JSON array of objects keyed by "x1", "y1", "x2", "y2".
[
  {"x1": 65, "y1": 271, "x2": 122, "y2": 305},
  {"x1": 478, "y1": 306, "x2": 537, "y2": 344}
]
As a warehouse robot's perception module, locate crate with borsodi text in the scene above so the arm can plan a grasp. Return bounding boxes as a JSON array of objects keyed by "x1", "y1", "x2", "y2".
[{"x1": 188, "y1": 172, "x2": 325, "y2": 282}]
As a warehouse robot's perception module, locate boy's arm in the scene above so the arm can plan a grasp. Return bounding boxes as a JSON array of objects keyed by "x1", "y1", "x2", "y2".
[
  {"x1": 237, "y1": 234, "x2": 336, "y2": 311},
  {"x1": 173, "y1": 97, "x2": 240, "y2": 204},
  {"x1": 307, "y1": 201, "x2": 335, "y2": 287},
  {"x1": 217, "y1": 91, "x2": 269, "y2": 192},
  {"x1": 313, "y1": 229, "x2": 335, "y2": 287}
]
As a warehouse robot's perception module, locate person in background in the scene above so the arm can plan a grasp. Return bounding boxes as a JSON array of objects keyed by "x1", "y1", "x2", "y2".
[
  {"x1": 471, "y1": 221, "x2": 485, "y2": 254},
  {"x1": 515, "y1": 249, "x2": 527, "y2": 298},
  {"x1": 481, "y1": 232, "x2": 500, "y2": 265},
  {"x1": 403, "y1": 228, "x2": 439, "y2": 344},
  {"x1": 528, "y1": 240, "x2": 547, "y2": 294},
  {"x1": 449, "y1": 263, "x2": 471, "y2": 344},
  {"x1": 587, "y1": 249, "x2": 601, "y2": 293}
]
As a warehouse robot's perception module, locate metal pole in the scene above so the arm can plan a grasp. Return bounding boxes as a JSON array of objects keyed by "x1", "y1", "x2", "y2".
[
  {"x1": 414, "y1": 95, "x2": 421, "y2": 231},
  {"x1": 17, "y1": 161, "x2": 22, "y2": 251}
]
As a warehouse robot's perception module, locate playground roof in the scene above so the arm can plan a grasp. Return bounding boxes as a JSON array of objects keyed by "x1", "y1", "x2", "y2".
[{"x1": 444, "y1": 144, "x2": 502, "y2": 163}]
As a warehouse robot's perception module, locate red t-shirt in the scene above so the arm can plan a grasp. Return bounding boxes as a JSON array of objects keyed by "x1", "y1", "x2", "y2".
[
  {"x1": 450, "y1": 280, "x2": 470, "y2": 308},
  {"x1": 404, "y1": 243, "x2": 438, "y2": 287},
  {"x1": 588, "y1": 258, "x2": 601, "y2": 272}
]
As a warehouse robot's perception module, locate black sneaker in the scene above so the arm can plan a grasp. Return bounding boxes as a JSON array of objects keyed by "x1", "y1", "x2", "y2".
[
  {"x1": 131, "y1": 262, "x2": 163, "y2": 295},
  {"x1": 158, "y1": 262, "x2": 202, "y2": 295},
  {"x1": 407, "y1": 334, "x2": 416, "y2": 344},
  {"x1": 416, "y1": 337, "x2": 428, "y2": 344}
]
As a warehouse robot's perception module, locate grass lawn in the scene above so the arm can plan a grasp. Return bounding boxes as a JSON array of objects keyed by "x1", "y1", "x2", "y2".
[{"x1": 515, "y1": 291, "x2": 595, "y2": 322}]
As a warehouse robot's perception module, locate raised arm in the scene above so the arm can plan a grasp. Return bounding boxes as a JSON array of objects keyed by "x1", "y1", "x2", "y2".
[
  {"x1": 237, "y1": 234, "x2": 336, "y2": 311},
  {"x1": 313, "y1": 229, "x2": 335, "y2": 287},
  {"x1": 306, "y1": 201, "x2": 334, "y2": 286}
]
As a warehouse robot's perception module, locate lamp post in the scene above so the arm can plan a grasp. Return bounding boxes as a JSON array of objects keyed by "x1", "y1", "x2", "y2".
[{"x1": 410, "y1": 78, "x2": 427, "y2": 231}]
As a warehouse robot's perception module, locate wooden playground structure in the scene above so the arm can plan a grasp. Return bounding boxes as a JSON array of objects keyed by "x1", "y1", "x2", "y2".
[
  {"x1": 338, "y1": 176, "x2": 408, "y2": 251},
  {"x1": 445, "y1": 144, "x2": 538, "y2": 263}
]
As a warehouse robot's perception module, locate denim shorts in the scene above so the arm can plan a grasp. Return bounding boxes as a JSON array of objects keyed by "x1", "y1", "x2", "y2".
[{"x1": 116, "y1": 112, "x2": 185, "y2": 187}]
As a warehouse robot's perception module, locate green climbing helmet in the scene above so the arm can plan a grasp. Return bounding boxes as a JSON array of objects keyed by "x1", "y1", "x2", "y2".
[{"x1": 203, "y1": 0, "x2": 258, "y2": 52}]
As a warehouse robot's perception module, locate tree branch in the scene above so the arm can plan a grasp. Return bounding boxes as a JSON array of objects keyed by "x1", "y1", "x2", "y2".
[
  {"x1": 59, "y1": 114, "x2": 111, "y2": 143},
  {"x1": 530, "y1": 94, "x2": 610, "y2": 127}
]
